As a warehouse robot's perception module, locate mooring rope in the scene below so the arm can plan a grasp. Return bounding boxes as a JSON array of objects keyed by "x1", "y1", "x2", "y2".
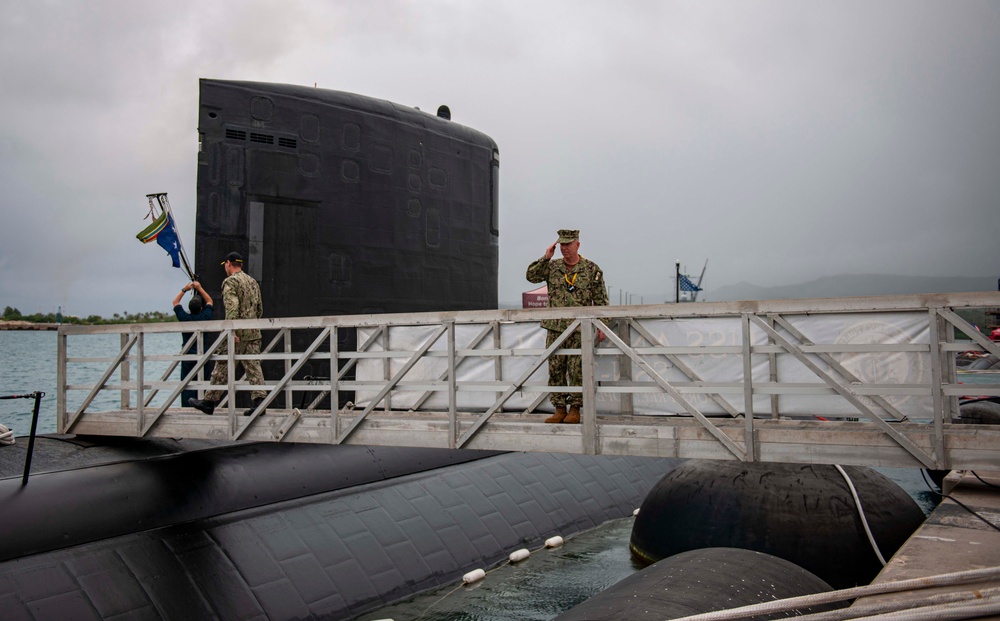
[{"x1": 835, "y1": 464, "x2": 887, "y2": 566}]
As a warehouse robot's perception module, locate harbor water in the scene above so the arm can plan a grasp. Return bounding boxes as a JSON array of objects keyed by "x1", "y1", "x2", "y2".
[
  {"x1": 0, "y1": 329, "x2": 982, "y2": 620},
  {"x1": 0, "y1": 329, "x2": 180, "y2": 436}
]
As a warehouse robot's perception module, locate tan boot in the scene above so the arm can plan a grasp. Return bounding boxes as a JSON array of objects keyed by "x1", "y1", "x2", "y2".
[
  {"x1": 564, "y1": 405, "x2": 581, "y2": 424},
  {"x1": 545, "y1": 406, "x2": 567, "y2": 424}
]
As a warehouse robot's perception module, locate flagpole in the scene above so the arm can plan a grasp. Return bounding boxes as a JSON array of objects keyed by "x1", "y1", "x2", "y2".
[
  {"x1": 675, "y1": 261, "x2": 680, "y2": 303},
  {"x1": 148, "y1": 193, "x2": 196, "y2": 281}
]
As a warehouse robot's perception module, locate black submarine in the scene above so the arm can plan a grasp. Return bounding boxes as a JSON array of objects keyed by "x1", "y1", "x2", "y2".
[{"x1": 0, "y1": 80, "x2": 674, "y2": 620}]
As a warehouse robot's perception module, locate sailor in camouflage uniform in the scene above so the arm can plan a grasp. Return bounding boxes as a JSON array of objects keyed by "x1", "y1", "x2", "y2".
[
  {"x1": 188, "y1": 252, "x2": 267, "y2": 416},
  {"x1": 526, "y1": 229, "x2": 609, "y2": 424}
]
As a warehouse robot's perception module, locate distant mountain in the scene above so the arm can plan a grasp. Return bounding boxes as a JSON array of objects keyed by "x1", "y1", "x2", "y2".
[{"x1": 710, "y1": 274, "x2": 998, "y2": 302}]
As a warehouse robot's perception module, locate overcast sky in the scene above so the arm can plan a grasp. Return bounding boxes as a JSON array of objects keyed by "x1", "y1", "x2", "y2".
[{"x1": 1, "y1": 1, "x2": 998, "y2": 317}]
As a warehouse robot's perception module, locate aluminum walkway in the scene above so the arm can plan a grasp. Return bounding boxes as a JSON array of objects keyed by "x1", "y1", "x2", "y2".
[{"x1": 56, "y1": 292, "x2": 1000, "y2": 470}]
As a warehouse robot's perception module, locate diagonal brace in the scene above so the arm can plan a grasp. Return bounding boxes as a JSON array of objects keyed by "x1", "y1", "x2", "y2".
[
  {"x1": 65, "y1": 334, "x2": 138, "y2": 433},
  {"x1": 233, "y1": 327, "x2": 332, "y2": 440},
  {"x1": 598, "y1": 319, "x2": 748, "y2": 460},
  {"x1": 337, "y1": 324, "x2": 448, "y2": 444},
  {"x1": 457, "y1": 319, "x2": 582, "y2": 449},
  {"x1": 748, "y1": 314, "x2": 936, "y2": 468}
]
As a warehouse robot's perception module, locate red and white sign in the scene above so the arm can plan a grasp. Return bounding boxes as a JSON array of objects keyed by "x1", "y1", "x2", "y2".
[{"x1": 522, "y1": 284, "x2": 548, "y2": 309}]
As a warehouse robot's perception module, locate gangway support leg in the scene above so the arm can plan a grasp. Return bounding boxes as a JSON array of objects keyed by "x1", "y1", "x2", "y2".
[{"x1": 273, "y1": 408, "x2": 302, "y2": 442}]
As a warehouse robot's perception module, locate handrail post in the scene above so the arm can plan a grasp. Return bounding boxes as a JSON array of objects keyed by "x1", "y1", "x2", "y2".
[
  {"x1": 766, "y1": 316, "x2": 780, "y2": 420},
  {"x1": 581, "y1": 318, "x2": 597, "y2": 455},
  {"x1": 617, "y1": 317, "x2": 633, "y2": 416},
  {"x1": 196, "y1": 328, "x2": 205, "y2": 400},
  {"x1": 136, "y1": 332, "x2": 144, "y2": 435},
  {"x1": 330, "y1": 326, "x2": 339, "y2": 442},
  {"x1": 21, "y1": 391, "x2": 44, "y2": 486},
  {"x1": 284, "y1": 329, "x2": 293, "y2": 410},
  {"x1": 226, "y1": 329, "x2": 237, "y2": 433},
  {"x1": 928, "y1": 308, "x2": 947, "y2": 467},
  {"x1": 492, "y1": 321, "x2": 502, "y2": 413},
  {"x1": 120, "y1": 332, "x2": 131, "y2": 410},
  {"x1": 942, "y1": 310, "x2": 960, "y2": 423},
  {"x1": 741, "y1": 313, "x2": 756, "y2": 462},
  {"x1": 381, "y1": 324, "x2": 391, "y2": 413},
  {"x1": 447, "y1": 320, "x2": 457, "y2": 448},
  {"x1": 56, "y1": 330, "x2": 67, "y2": 433}
]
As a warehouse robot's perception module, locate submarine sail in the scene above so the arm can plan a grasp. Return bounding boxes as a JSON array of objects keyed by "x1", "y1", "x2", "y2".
[{"x1": 195, "y1": 79, "x2": 499, "y2": 317}]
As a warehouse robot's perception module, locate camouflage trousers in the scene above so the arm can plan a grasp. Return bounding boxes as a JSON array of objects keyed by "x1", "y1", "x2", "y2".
[
  {"x1": 546, "y1": 328, "x2": 582, "y2": 407},
  {"x1": 205, "y1": 338, "x2": 266, "y2": 402}
]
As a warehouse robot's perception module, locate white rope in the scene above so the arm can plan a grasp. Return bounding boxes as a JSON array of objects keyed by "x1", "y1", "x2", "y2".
[
  {"x1": 0, "y1": 424, "x2": 14, "y2": 446},
  {"x1": 668, "y1": 566, "x2": 1000, "y2": 621},
  {"x1": 850, "y1": 595, "x2": 1000, "y2": 621},
  {"x1": 787, "y1": 586, "x2": 1000, "y2": 621},
  {"x1": 835, "y1": 464, "x2": 887, "y2": 566}
]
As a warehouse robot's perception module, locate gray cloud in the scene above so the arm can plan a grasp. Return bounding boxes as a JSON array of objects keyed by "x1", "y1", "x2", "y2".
[{"x1": 1, "y1": 0, "x2": 997, "y2": 317}]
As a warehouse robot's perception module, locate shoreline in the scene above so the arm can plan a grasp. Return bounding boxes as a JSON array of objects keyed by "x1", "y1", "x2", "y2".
[{"x1": 0, "y1": 321, "x2": 58, "y2": 331}]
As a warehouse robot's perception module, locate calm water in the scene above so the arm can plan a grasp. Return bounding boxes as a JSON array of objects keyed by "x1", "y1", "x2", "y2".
[
  {"x1": 0, "y1": 330, "x2": 979, "y2": 620},
  {"x1": 0, "y1": 330, "x2": 181, "y2": 437}
]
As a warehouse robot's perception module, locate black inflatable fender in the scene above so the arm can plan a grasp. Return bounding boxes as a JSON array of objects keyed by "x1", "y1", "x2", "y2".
[
  {"x1": 628, "y1": 460, "x2": 926, "y2": 589},
  {"x1": 555, "y1": 547, "x2": 845, "y2": 620}
]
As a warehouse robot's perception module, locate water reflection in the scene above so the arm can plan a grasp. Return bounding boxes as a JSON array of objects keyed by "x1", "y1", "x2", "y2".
[{"x1": 357, "y1": 518, "x2": 641, "y2": 621}]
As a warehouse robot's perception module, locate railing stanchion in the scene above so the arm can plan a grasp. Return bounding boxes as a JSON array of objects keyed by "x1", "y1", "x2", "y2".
[
  {"x1": 120, "y1": 333, "x2": 130, "y2": 410},
  {"x1": 928, "y1": 308, "x2": 946, "y2": 468},
  {"x1": 618, "y1": 318, "x2": 633, "y2": 417},
  {"x1": 22, "y1": 391, "x2": 43, "y2": 486},
  {"x1": 137, "y1": 332, "x2": 146, "y2": 434},
  {"x1": 56, "y1": 331, "x2": 67, "y2": 433},
  {"x1": 284, "y1": 329, "x2": 292, "y2": 411},
  {"x1": 330, "y1": 326, "x2": 339, "y2": 442},
  {"x1": 741, "y1": 313, "x2": 756, "y2": 462},
  {"x1": 581, "y1": 318, "x2": 598, "y2": 455},
  {"x1": 447, "y1": 321, "x2": 457, "y2": 448}
]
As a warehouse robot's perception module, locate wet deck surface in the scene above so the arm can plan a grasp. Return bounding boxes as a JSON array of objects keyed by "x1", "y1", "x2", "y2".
[
  {"x1": 855, "y1": 469, "x2": 1000, "y2": 619},
  {"x1": 0, "y1": 434, "x2": 237, "y2": 479}
]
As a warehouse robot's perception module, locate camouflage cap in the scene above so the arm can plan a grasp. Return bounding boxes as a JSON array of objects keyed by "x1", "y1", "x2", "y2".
[{"x1": 557, "y1": 229, "x2": 580, "y2": 243}]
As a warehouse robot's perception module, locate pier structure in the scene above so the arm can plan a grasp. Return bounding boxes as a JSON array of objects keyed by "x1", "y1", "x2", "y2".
[{"x1": 56, "y1": 291, "x2": 1000, "y2": 471}]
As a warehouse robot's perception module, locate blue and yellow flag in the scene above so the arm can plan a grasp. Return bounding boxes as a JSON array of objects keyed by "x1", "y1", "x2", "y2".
[{"x1": 136, "y1": 211, "x2": 181, "y2": 268}]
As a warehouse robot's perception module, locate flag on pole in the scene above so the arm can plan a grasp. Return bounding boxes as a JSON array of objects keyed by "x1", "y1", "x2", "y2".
[
  {"x1": 136, "y1": 211, "x2": 182, "y2": 268},
  {"x1": 679, "y1": 274, "x2": 702, "y2": 292}
]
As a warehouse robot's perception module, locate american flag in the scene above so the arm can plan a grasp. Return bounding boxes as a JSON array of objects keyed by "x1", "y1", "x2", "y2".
[{"x1": 679, "y1": 274, "x2": 702, "y2": 292}]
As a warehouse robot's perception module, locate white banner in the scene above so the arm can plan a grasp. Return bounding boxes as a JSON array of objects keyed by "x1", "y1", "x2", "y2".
[{"x1": 355, "y1": 311, "x2": 932, "y2": 419}]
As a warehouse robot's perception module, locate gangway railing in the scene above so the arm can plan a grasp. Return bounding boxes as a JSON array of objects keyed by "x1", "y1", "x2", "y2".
[{"x1": 56, "y1": 292, "x2": 1000, "y2": 469}]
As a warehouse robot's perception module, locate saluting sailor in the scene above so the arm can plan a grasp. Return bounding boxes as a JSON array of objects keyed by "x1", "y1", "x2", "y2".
[{"x1": 525, "y1": 229, "x2": 609, "y2": 424}]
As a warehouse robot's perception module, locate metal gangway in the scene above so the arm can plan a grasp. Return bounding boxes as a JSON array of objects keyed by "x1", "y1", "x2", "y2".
[{"x1": 57, "y1": 292, "x2": 1000, "y2": 470}]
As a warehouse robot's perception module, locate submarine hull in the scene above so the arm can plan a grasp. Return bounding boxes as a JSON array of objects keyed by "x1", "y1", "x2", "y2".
[{"x1": 0, "y1": 439, "x2": 677, "y2": 620}]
